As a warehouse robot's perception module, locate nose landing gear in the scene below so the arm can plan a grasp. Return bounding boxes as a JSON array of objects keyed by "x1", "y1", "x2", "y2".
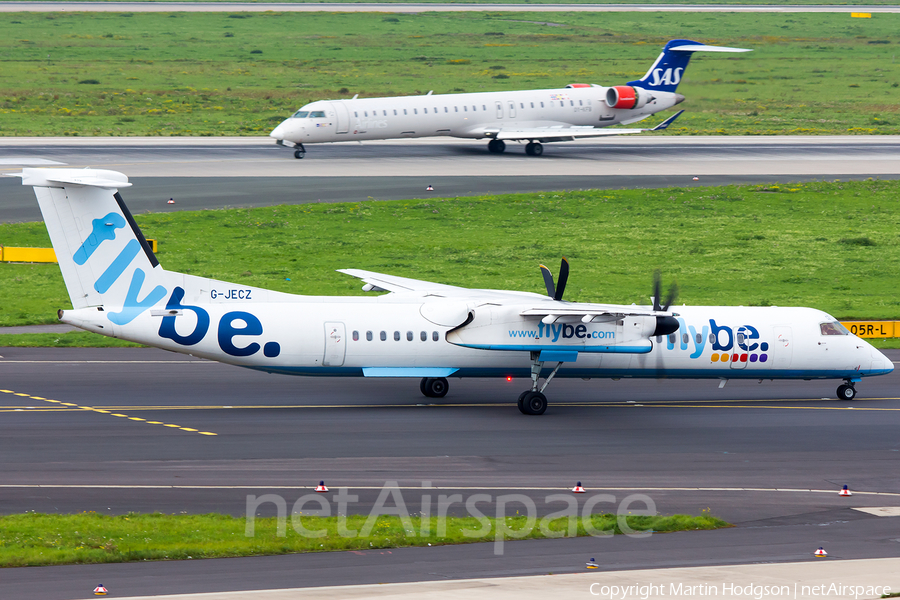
[
  {"x1": 420, "y1": 377, "x2": 449, "y2": 398},
  {"x1": 836, "y1": 380, "x2": 857, "y2": 400},
  {"x1": 293, "y1": 144, "x2": 306, "y2": 159}
]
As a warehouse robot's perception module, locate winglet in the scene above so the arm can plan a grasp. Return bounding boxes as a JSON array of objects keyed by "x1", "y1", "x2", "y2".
[{"x1": 651, "y1": 109, "x2": 685, "y2": 131}]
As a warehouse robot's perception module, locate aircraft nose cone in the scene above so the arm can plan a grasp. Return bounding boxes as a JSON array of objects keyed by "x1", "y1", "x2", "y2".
[
  {"x1": 674, "y1": 93, "x2": 686, "y2": 105},
  {"x1": 872, "y1": 347, "x2": 894, "y2": 374},
  {"x1": 270, "y1": 123, "x2": 285, "y2": 139}
]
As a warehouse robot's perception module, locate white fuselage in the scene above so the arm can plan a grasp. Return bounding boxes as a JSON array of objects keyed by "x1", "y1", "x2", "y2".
[
  {"x1": 61, "y1": 291, "x2": 893, "y2": 383},
  {"x1": 269, "y1": 85, "x2": 682, "y2": 145}
]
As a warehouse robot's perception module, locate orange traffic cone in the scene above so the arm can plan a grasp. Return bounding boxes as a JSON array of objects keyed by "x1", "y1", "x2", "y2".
[
  {"x1": 839, "y1": 485, "x2": 852, "y2": 497},
  {"x1": 315, "y1": 480, "x2": 328, "y2": 493},
  {"x1": 586, "y1": 557, "x2": 598, "y2": 569},
  {"x1": 572, "y1": 481, "x2": 586, "y2": 493},
  {"x1": 94, "y1": 584, "x2": 108, "y2": 595},
  {"x1": 814, "y1": 547, "x2": 827, "y2": 557}
]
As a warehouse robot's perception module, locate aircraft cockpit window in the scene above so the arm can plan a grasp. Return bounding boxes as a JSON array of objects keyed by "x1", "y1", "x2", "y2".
[
  {"x1": 352, "y1": 330, "x2": 359, "y2": 341},
  {"x1": 366, "y1": 331, "x2": 373, "y2": 341},
  {"x1": 292, "y1": 111, "x2": 309, "y2": 118},
  {"x1": 309, "y1": 111, "x2": 326, "y2": 118},
  {"x1": 820, "y1": 321, "x2": 849, "y2": 336},
  {"x1": 380, "y1": 331, "x2": 387, "y2": 341},
  {"x1": 433, "y1": 331, "x2": 439, "y2": 342}
]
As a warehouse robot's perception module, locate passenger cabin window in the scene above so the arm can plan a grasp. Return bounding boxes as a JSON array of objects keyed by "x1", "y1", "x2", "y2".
[
  {"x1": 482, "y1": 105, "x2": 487, "y2": 111},
  {"x1": 464, "y1": 106, "x2": 468, "y2": 112},
  {"x1": 403, "y1": 109, "x2": 408, "y2": 115},
  {"x1": 394, "y1": 109, "x2": 398, "y2": 116},
  {"x1": 309, "y1": 111, "x2": 326, "y2": 118},
  {"x1": 668, "y1": 333, "x2": 676, "y2": 344},
  {"x1": 530, "y1": 102, "x2": 534, "y2": 108},
  {"x1": 383, "y1": 110, "x2": 387, "y2": 116},
  {"x1": 394, "y1": 331, "x2": 400, "y2": 341},
  {"x1": 292, "y1": 110, "x2": 309, "y2": 118},
  {"x1": 455, "y1": 106, "x2": 459, "y2": 112},
  {"x1": 352, "y1": 330, "x2": 359, "y2": 341},
  {"x1": 380, "y1": 331, "x2": 387, "y2": 341},
  {"x1": 560, "y1": 101, "x2": 564, "y2": 107},
  {"x1": 407, "y1": 331, "x2": 413, "y2": 341},
  {"x1": 414, "y1": 108, "x2": 418, "y2": 115},
  {"x1": 472, "y1": 105, "x2": 476, "y2": 111},
  {"x1": 520, "y1": 103, "x2": 524, "y2": 109},
  {"x1": 570, "y1": 100, "x2": 574, "y2": 106},
  {"x1": 696, "y1": 333, "x2": 702, "y2": 344},
  {"x1": 820, "y1": 321, "x2": 849, "y2": 336},
  {"x1": 420, "y1": 331, "x2": 427, "y2": 342},
  {"x1": 579, "y1": 100, "x2": 583, "y2": 106},
  {"x1": 709, "y1": 333, "x2": 716, "y2": 344},
  {"x1": 682, "y1": 333, "x2": 689, "y2": 344},
  {"x1": 354, "y1": 112, "x2": 358, "y2": 117},
  {"x1": 432, "y1": 331, "x2": 440, "y2": 342},
  {"x1": 736, "y1": 333, "x2": 745, "y2": 345},
  {"x1": 364, "y1": 111, "x2": 368, "y2": 117},
  {"x1": 444, "y1": 107, "x2": 448, "y2": 113},
  {"x1": 366, "y1": 331, "x2": 373, "y2": 341},
  {"x1": 540, "y1": 102, "x2": 544, "y2": 108},
  {"x1": 423, "y1": 108, "x2": 427, "y2": 114}
]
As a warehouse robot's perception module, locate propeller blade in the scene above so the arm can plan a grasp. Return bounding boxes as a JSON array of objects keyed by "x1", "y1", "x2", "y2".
[
  {"x1": 539, "y1": 264, "x2": 555, "y2": 299},
  {"x1": 554, "y1": 257, "x2": 569, "y2": 301},
  {"x1": 663, "y1": 281, "x2": 679, "y2": 311},
  {"x1": 652, "y1": 270, "x2": 662, "y2": 312}
]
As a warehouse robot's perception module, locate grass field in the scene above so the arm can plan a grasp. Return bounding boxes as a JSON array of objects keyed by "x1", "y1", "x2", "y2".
[
  {"x1": 2, "y1": 179, "x2": 899, "y2": 329},
  {"x1": 0, "y1": 11, "x2": 898, "y2": 136},
  {"x1": 0, "y1": 511, "x2": 728, "y2": 567}
]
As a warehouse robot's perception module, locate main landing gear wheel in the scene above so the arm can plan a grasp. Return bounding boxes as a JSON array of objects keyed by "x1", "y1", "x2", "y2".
[
  {"x1": 293, "y1": 144, "x2": 306, "y2": 159},
  {"x1": 836, "y1": 383, "x2": 857, "y2": 401},
  {"x1": 488, "y1": 139, "x2": 506, "y2": 154},
  {"x1": 420, "y1": 377, "x2": 449, "y2": 398},
  {"x1": 525, "y1": 142, "x2": 543, "y2": 156},
  {"x1": 519, "y1": 391, "x2": 547, "y2": 415}
]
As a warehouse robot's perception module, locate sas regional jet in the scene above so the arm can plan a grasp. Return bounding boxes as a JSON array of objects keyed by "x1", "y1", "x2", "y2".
[
  {"x1": 14, "y1": 168, "x2": 893, "y2": 415},
  {"x1": 270, "y1": 39, "x2": 750, "y2": 158}
]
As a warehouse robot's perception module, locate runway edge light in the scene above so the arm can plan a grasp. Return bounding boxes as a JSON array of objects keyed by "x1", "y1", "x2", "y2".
[
  {"x1": 814, "y1": 547, "x2": 827, "y2": 557},
  {"x1": 586, "y1": 558, "x2": 599, "y2": 569},
  {"x1": 315, "y1": 480, "x2": 329, "y2": 493},
  {"x1": 93, "y1": 584, "x2": 108, "y2": 595},
  {"x1": 572, "y1": 481, "x2": 586, "y2": 493},
  {"x1": 839, "y1": 485, "x2": 852, "y2": 496}
]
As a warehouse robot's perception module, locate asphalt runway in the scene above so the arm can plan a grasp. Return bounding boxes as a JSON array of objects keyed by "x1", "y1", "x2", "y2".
[
  {"x1": 2, "y1": 136, "x2": 899, "y2": 222},
  {"x1": 1, "y1": 347, "x2": 898, "y2": 598}
]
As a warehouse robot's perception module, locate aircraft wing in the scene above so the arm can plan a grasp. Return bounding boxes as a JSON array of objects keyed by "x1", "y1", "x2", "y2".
[
  {"x1": 338, "y1": 268, "x2": 545, "y2": 301},
  {"x1": 492, "y1": 110, "x2": 683, "y2": 143},
  {"x1": 520, "y1": 304, "x2": 667, "y2": 321}
]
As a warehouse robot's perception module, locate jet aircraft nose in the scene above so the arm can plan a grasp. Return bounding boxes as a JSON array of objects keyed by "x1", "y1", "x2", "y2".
[
  {"x1": 674, "y1": 93, "x2": 686, "y2": 105},
  {"x1": 270, "y1": 122, "x2": 286, "y2": 139}
]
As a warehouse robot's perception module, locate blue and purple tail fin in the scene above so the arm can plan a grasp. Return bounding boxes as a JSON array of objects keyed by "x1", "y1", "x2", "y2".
[{"x1": 628, "y1": 39, "x2": 752, "y2": 93}]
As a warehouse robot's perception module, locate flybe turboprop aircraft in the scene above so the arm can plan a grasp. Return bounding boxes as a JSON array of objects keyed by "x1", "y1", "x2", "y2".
[
  {"x1": 270, "y1": 39, "x2": 750, "y2": 158},
  {"x1": 17, "y1": 168, "x2": 893, "y2": 414}
]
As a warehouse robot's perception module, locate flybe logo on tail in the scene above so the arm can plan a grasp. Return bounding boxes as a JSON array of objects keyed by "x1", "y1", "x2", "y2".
[{"x1": 74, "y1": 212, "x2": 166, "y2": 326}]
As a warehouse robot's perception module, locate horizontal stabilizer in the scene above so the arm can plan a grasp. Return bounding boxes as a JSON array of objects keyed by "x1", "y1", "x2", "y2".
[
  {"x1": 20, "y1": 168, "x2": 132, "y2": 189},
  {"x1": 669, "y1": 44, "x2": 752, "y2": 53}
]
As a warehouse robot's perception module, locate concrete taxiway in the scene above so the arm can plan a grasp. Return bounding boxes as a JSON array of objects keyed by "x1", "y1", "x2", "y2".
[
  {"x1": 0, "y1": 347, "x2": 898, "y2": 597},
  {"x1": 1, "y1": 136, "x2": 899, "y2": 222}
]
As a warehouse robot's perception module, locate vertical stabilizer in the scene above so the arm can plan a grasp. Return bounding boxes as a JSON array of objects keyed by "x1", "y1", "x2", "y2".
[
  {"x1": 627, "y1": 39, "x2": 752, "y2": 93},
  {"x1": 22, "y1": 168, "x2": 169, "y2": 325}
]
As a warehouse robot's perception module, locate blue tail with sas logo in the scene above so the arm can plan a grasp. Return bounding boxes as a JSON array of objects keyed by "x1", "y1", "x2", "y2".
[{"x1": 628, "y1": 39, "x2": 752, "y2": 93}]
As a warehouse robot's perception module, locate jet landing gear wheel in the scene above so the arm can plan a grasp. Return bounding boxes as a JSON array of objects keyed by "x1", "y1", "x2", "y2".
[
  {"x1": 525, "y1": 142, "x2": 543, "y2": 156},
  {"x1": 837, "y1": 383, "x2": 857, "y2": 401},
  {"x1": 488, "y1": 139, "x2": 506, "y2": 154},
  {"x1": 519, "y1": 391, "x2": 547, "y2": 415},
  {"x1": 293, "y1": 144, "x2": 306, "y2": 159},
  {"x1": 420, "y1": 377, "x2": 449, "y2": 398}
]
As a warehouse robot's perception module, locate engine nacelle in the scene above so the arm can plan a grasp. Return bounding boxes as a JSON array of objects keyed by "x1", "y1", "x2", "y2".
[{"x1": 605, "y1": 86, "x2": 651, "y2": 110}]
